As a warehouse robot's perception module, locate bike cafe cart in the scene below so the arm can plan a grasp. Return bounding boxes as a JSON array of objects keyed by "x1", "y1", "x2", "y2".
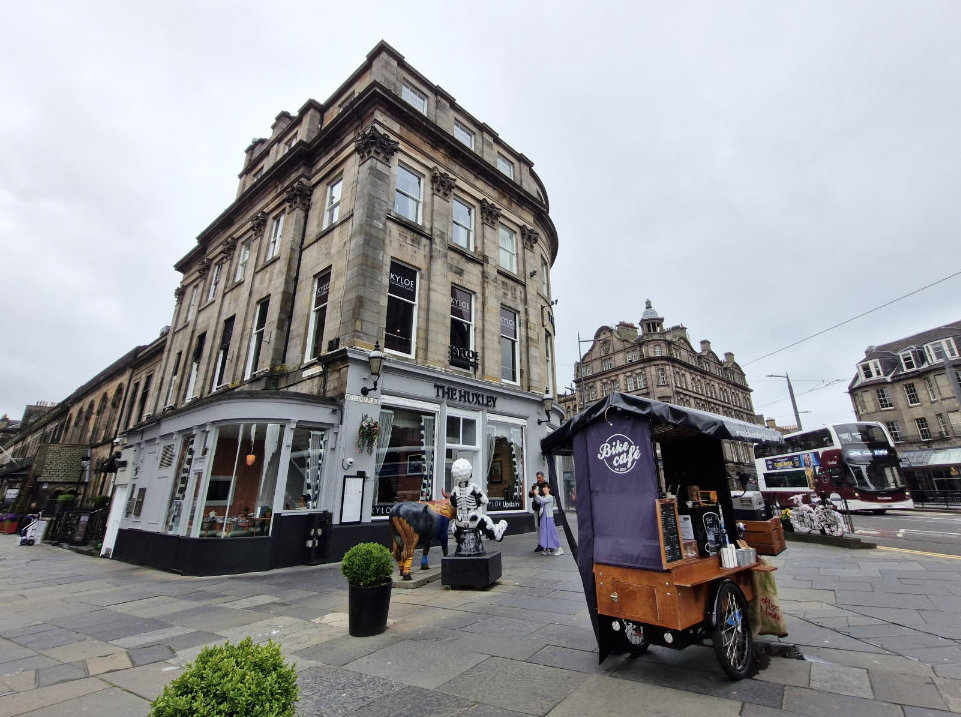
[{"x1": 540, "y1": 393, "x2": 786, "y2": 679}]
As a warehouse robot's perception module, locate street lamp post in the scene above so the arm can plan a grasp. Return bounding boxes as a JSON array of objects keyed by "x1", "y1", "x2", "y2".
[{"x1": 767, "y1": 373, "x2": 803, "y2": 431}]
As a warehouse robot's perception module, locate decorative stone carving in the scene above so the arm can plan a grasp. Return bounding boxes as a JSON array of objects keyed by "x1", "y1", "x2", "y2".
[
  {"x1": 250, "y1": 211, "x2": 267, "y2": 237},
  {"x1": 430, "y1": 167, "x2": 456, "y2": 199},
  {"x1": 221, "y1": 236, "x2": 238, "y2": 255},
  {"x1": 174, "y1": 286, "x2": 186, "y2": 304},
  {"x1": 285, "y1": 180, "x2": 312, "y2": 212},
  {"x1": 480, "y1": 198, "x2": 501, "y2": 228},
  {"x1": 522, "y1": 226, "x2": 540, "y2": 251},
  {"x1": 197, "y1": 258, "x2": 212, "y2": 279},
  {"x1": 354, "y1": 125, "x2": 399, "y2": 163}
]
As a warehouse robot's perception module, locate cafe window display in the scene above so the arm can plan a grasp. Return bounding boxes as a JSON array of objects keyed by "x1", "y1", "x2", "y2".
[
  {"x1": 196, "y1": 422, "x2": 284, "y2": 538},
  {"x1": 444, "y1": 414, "x2": 479, "y2": 495},
  {"x1": 485, "y1": 421, "x2": 524, "y2": 510},
  {"x1": 373, "y1": 407, "x2": 437, "y2": 515}
]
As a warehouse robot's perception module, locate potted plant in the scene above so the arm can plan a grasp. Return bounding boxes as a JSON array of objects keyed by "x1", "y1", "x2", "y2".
[
  {"x1": 341, "y1": 541, "x2": 394, "y2": 637},
  {"x1": 356, "y1": 414, "x2": 381, "y2": 454},
  {"x1": 148, "y1": 637, "x2": 298, "y2": 716}
]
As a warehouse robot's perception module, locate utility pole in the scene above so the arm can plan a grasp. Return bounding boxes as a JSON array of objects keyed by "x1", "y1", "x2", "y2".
[{"x1": 767, "y1": 373, "x2": 803, "y2": 430}]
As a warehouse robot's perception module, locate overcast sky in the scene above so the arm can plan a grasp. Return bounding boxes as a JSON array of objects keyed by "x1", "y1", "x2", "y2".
[{"x1": 2, "y1": 1, "x2": 960, "y2": 431}]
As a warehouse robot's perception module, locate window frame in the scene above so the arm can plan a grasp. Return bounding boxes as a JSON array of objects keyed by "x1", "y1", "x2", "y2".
[
  {"x1": 452, "y1": 197, "x2": 474, "y2": 251},
  {"x1": 234, "y1": 240, "x2": 251, "y2": 283},
  {"x1": 454, "y1": 121, "x2": 474, "y2": 149},
  {"x1": 859, "y1": 359, "x2": 882, "y2": 381},
  {"x1": 245, "y1": 298, "x2": 270, "y2": 379},
  {"x1": 266, "y1": 213, "x2": 284, "y2": 260},
  {"x1": 305, "y1": 270, "x2": 331, "y2": 362},
  {"x1": 903, "y1": 382, "x2": 920, "y2": 406},
  {"x1": 449, "y1": 285, "x2": 475, "y2": 370},
  {"x1": 916, "y1": 416, "x2": 932, "y2": 441},
  {"x1": 886, "y1": 420, "x2": 904, "y2": 442},
  {"x1": 206, "y1": 261, "x2": 223, "y2": 303},
  {"x1": 211, "y1": 315, "x2": 235, "y2": 391},
  {"x1": 393, "y1": 164, "x2": 423, "y2": 223},
  {"x1": 500, "y1": 306, "x2": 519, "y2": 384},
  {"x1": 323, "y1": 178, "x2": 342, "y2": 228},
  {"x1": 385, "y1": 260, "x2": 418, "y2": 357},
  {"x1": 498, "y1": 224, "x2": 517, "y2": 273},
  {"x1": 496, "y1": 153, "x2": 514, "y2": 179},
  {"x1": 401, "y1": 82, "x2": 427, "y2": 114},
  {"x1": 876, "y1": 387, "x2": 893, "y2": 409}
]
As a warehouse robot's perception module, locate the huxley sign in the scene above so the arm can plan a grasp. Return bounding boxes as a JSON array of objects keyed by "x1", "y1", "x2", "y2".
[{"x1": 434, "y1": 383, "x2": 498, "y2": 408}]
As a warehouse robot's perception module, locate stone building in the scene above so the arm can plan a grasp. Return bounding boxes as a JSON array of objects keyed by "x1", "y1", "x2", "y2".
[
  {"x1": 558, "y1": 300, "x2": 757, "y2": 481},
  {"x1": 848, "y1": 320, "x2": 961, "y2": 492},
  {"x1": 104, "y1": 42, "x2": 560, "y2": 573}
]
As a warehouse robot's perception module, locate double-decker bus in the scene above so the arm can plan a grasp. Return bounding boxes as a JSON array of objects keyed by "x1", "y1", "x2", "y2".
[{"x1": 753, "y1": 422, "x2": 914, "y2": 513}]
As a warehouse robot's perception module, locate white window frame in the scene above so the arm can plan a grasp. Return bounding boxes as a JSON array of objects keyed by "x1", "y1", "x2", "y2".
[
  {"x1": 266, "y1": 213, "x2": 284, "y2": 260},
  {"x1": 185, "y1": 286, "x2": 199, "y2": 325},
  {"x1": 924, "y1": 338, "x2": 958, "y2": 363},
  {"x1": 206, "y1": 261, "x2": 223, "y2": 303},
  {"x1": 245, "y1": 299, "x2": 270, "y2": 379},
  {"x1": 936, "y1": 413, "x2": 949, "y2": 438},
  {"x1": 454, "y1": 121, "x2": 474, "y2": 149},
  {"x1": 164, "y1": 351, "x2": 182, "y2": 408},
  {"x1": 540, "y1": 256, "x2": 549, "y2": 296},
  {"x1": 184, "y1": 334, "x2": 205, "y2": 401},
  {"x1": 401, "y1": 82, "x2": 427, "y2": 114},
  {"x1": 394, "y1": 164, "x2": 422, "y2": 223},
  {"x1": 234, "y1": 240, "x2": 251, "y2": 283},
  {"x1": 924, "y1": 376, "x2": 941, "y2": 402},
  {"x1": 876, "y1": 387, "x2": 893, "y2": 409},
  {"x1": 656, "y1": 368, "x2": 667, "y2": 386},
  {"x1": 903, "y1": 383, "x2": 920, "y2": 406},
  {"x1": 452, "y1": 197, "x2": 473, "y2": 251},
  {"x1": 211, "y1": 316, "x2": 234, "y2": 392},
  {"x1": 916, "y1": 416, "x2": 932, "y2": 441},
  {"x1": 859, "y1": 359, "x2": 883, "y2": 380},
  {"x1": 602, "y1": 358, "x2": 614, "y2": 371},
  {"x1": 627, "y1": 375, "x2": 635, "y2": 391},
  {"x1": 886, "y1": 420, "x2": 903, "y2": 442},
  {"x1": 498, "y1": 224, "x2": 517, "y2": 273},
  {"x1": 496, "y1": 153, "x2": 514, "y2": 179},
  {"x1": 324, "y1": 178, "x2": 342, "y2": 228},
  {"x1": 305, "y1": 270, "x2": 331, "y2": 362},
  {"x1": 900, "y1": 350, "x2": 919, "y2": 371}
]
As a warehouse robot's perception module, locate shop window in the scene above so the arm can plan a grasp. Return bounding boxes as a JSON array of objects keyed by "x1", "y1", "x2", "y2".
[
  {"x1": 485, "y1": 421, "x2": 524, "y2": 511},
  {"x1": 285, "y1": 427, "x2": 327, "y2": 510},
  {"x1": 444, "y1": 414, "x2": 479, "y2": 496},
  {"x1": 373, "y1": 407, "x2": 437, "y2": 515},
  {"x1": 449, "y1": 286, "x2": 475, "y2": 369},
  {"x1": 196, "y1": 422, "x2": 284, "y2": 538}
]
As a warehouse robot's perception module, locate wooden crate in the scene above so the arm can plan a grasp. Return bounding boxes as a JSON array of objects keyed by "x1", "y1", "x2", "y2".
[
  {"x1": 742, "y1": 517, "x2": 786, "y2": 555},
  {"x1": 594, "y1": 557, "x2": 759, "y2": 631}
]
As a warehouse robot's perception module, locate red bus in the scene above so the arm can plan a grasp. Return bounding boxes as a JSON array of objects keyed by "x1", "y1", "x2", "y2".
[{"x1": 753, "y1": 422, "x2": 914, "y2": 513}]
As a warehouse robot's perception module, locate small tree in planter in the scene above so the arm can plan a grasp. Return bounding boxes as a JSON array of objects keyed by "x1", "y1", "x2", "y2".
[
  {"x1": 341, "y1": 542, "x2": 394, "y2": 637},
  {"x1": 148, "y1": 637, "x2": 298, "y2": 717}
]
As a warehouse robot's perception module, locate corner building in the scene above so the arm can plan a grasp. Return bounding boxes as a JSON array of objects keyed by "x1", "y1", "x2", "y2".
[{"x1": 109, "y1": 42, "x2": 560, "y2": 574}]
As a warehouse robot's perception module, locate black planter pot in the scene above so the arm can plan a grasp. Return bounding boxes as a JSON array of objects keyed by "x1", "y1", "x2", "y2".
[{"x1": 348, "y1": 582, "x2": 392, "y2": 637}]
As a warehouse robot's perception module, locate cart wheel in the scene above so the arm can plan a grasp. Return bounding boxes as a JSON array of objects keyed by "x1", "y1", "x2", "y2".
[
  {"x1": 612, "y1": 618, "x2": 649, "y2": 656},
  {"x1": 711, "y1": 580, "x2": 753, "y2": 680}
]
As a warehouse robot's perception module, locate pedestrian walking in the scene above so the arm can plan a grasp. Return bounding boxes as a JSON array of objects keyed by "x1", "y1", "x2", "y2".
[
  {"x1": 532, "y1": 484, "x2": 563, "y2": 555},
  {"x1": 528, "y1": 472, "x2": 547, "y2": 551}
]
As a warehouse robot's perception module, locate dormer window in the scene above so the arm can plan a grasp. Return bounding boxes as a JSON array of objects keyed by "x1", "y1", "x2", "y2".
[
  {"x1": 401, "y1": 82, "x2": 427, "y2": 114},
  {"x1": 924, "y1": 338, "x2": 958, "y2": 363},
  {"x1": 900, "y1": 349, "x2": 922, "y2": 371},
  {"x1": 859, "y1": 359, "x2": 882, "y2": 381}
]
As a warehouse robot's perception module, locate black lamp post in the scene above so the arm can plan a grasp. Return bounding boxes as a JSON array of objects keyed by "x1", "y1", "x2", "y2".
[{"x1": 361, "y1": 341, "x2": 386, "y2": 396}]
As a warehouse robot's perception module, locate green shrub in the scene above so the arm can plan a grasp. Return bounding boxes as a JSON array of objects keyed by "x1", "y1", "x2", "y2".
[
  {"x1": 92, "y1": 495, "x2": 111, "y2": 509},
  {"x1": 340, "y1": 542, "x2": 394, "y2": 586},
  {"x1": 148, "y1": 637, "x2": 298, "y2": 717},
  {"x1": 56, "y1": 494, "x2": 76, "y2": 504}
]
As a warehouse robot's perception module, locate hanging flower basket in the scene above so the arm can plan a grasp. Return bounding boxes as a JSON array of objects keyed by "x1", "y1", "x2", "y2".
[{"x1": 357, "y1": 414, "x2": 381, "y2": 454}]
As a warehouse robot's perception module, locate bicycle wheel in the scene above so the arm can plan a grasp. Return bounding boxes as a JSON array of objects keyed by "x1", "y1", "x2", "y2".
[{"x1": 712, "y1": 580, "x2": 753, "y2": 680}]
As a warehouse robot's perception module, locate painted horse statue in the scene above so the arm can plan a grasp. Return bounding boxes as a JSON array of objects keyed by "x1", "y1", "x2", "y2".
[{"x1": 389, "y1": 500, "x2": 456, "y2": 580}]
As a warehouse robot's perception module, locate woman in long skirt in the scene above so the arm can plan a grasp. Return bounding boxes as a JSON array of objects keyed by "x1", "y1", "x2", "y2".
[{"x1": 533, "y1": 484, "x2": 563, "y2": 555}]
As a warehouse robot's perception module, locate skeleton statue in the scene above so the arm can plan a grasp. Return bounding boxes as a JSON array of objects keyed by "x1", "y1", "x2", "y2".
[{"x1": 448, "y1": 458, "x2": 508, "y2": 555}]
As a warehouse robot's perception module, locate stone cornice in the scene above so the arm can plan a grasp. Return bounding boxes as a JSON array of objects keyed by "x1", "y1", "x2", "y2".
[{"x1": 354, "y1": 124, "x2": 399, "y2": 163}]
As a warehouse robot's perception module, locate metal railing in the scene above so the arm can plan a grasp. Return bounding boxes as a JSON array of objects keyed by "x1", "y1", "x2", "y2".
[
  {"x1": 43, "y1": 508, "x2": 109, "y2": 546},
  {"x1": 910, "y1": 490, "x2": 961, "y2": 509}
]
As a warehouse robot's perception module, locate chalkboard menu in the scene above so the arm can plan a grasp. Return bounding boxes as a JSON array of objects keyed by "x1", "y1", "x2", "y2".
[{"x1": 657, "y1": 499, "x2": 685, "y2": 567}]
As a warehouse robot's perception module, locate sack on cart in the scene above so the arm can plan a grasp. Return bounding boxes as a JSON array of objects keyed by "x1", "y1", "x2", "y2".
[{"x1": 750, "y1": 556, "x2": 788, "y2": 637}]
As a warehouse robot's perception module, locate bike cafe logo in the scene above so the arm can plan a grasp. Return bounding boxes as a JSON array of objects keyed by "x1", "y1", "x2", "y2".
[{"x1": 597, "y1": 433, "x2": 642, "y2": 474}]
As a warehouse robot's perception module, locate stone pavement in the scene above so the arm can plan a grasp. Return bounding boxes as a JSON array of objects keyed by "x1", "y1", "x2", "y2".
[{"x1": 1, "y1": 530, "x2": 961, "y2": 716}]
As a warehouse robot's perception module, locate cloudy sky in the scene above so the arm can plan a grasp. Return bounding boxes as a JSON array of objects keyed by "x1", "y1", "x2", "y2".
[{"x1": 2, "y1": 1, "x2": 959, "y2": 431}]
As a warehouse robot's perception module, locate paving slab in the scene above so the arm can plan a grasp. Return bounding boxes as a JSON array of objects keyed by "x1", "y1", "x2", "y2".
[
  {"x1": 344, "y1": 639, "x2": 488, "y2": 689},
  {"x1": 98, "y1": 662, "x2": 184, "y2": 701},
  {"x1": 0, "y1": 677, "x2": 110, "y2": 717},
  {"x1": 781, "y1": 685, "x2": 903, "y2": 717},
  {"x1": 869, "y1": 670, "x2": 949, "y2": 710},
  {"x1": 12, "y1": 686, "x2": 150, "y2": 717},
  {"x1": 35, "y1": 661, "x2": 87, "y2": 688},
  {"x1": 932, "y1": 675, "x2": 961, "y2": 711},
  {"x1": 547, "y1": 672, "x2": 743, "y2": 717},
  {"x1": 809, "y1": 661, "x2": 872, "y2": 698}
]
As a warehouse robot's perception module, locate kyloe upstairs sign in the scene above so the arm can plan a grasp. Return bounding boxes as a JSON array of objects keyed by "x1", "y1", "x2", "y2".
[{"x1": 434, "y1": 383, "x2": 497, "y2": 408}]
